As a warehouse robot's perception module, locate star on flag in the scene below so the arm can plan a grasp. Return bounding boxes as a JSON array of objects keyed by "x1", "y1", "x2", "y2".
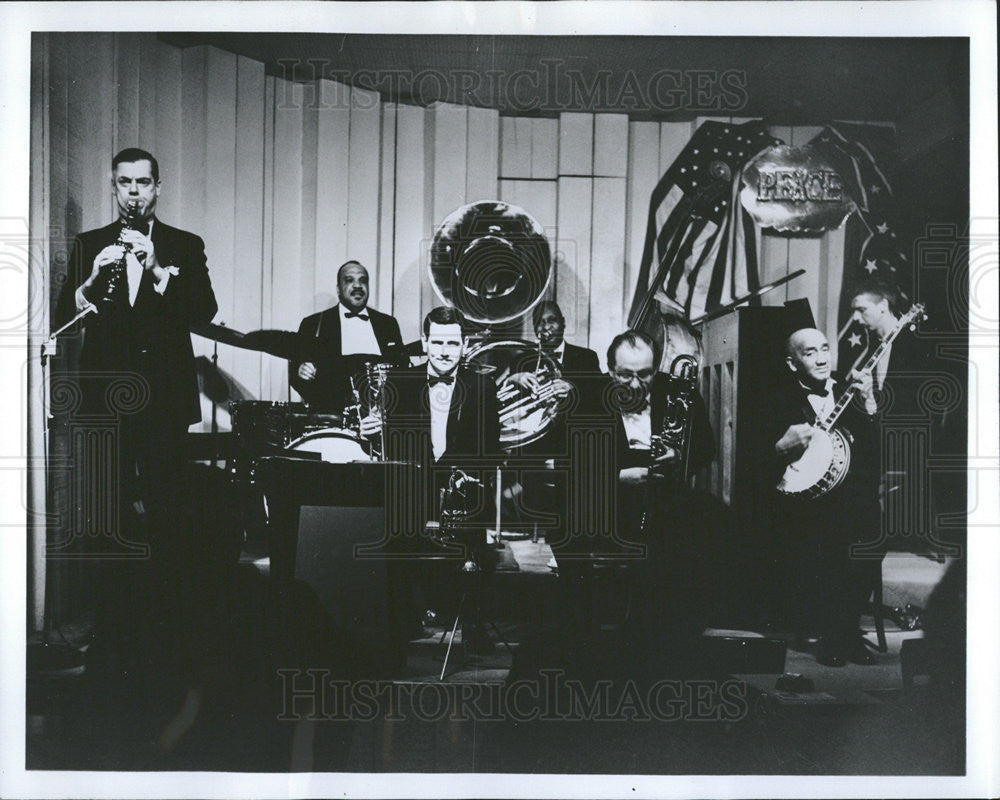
[
  {"x1": 876, "y1": 222, "x2": 889, "y2": 234},
  {"x1": 864, "y1": 259, "x2": 878, "y2": 273},
  {"x1": 848, "y1": 332, "x2": 862, "y2": 348}
]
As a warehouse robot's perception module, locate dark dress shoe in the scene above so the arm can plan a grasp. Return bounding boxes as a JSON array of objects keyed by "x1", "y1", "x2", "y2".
[
  {"x1": 815, "y1": 638, "x2": 846, "y2": 667},
  {"x1": 847, "y1": 638, "x2": 876, "y2": 665}
]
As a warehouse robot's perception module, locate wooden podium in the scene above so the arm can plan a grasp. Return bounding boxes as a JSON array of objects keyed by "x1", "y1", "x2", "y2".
[{"x1": 698, "y1": 301, "x2": 815, "y2": 625}]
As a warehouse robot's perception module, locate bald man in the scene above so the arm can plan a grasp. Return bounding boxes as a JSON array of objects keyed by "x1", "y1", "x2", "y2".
[
  {"x1": 771, "y1": 327, "x2": 882, "y2": 667},
  {"x1": 289, "y1": 261, "x2": 404, "y2": 409}
]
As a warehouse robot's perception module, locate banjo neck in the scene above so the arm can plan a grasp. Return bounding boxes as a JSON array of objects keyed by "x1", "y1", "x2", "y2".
[{"x1": 816, "y1": 303, "x2": 925, "y2": 434}]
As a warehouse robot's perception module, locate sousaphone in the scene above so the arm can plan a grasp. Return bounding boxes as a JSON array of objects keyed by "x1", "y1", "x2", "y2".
[{"x1": 429, "y1": 200, "x2": 559, "y2": 449}]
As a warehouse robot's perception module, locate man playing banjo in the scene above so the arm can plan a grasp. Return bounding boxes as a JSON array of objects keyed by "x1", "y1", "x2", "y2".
[{"x1": 771, "y1": 327, "x2": 882, "y2": 667}]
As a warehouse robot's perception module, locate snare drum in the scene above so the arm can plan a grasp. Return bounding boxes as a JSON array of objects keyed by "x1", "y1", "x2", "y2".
[{"x1": 286, "y1": 428, "x2": 372, "y2": 463}]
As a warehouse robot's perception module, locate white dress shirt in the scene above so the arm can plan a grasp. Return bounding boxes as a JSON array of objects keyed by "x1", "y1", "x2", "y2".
[
  {"x1": 802, "y1": 377, "x2": 836, "y2": 421},
  {"x1": 874, "y1": 341, "x2": 892, "y2": 390},
  {"x1": 621, "y1": 403, "x2": 652, "y2": 451},
  {"x1": 338, "y1": 302, "x2": 382, "y2": 355},
  {"x1": 427, "y1": 370, "x2": 457, "y2": 462},
  {"x1": 75, "y1": 219, "x2": 173, "y2": 311}
]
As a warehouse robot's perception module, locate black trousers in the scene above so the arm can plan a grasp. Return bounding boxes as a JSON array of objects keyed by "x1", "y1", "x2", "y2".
[
  {"x1": 87, "y1": 413, "x2": 239, "y2": 694},
  {"x1": 781, "y1": 494, "x2": 883, "y2": 649}
]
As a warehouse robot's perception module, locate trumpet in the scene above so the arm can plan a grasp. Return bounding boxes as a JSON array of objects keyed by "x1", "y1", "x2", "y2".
[{"x1": 344, "y1": 362, "x2": 390, "y2": 460}]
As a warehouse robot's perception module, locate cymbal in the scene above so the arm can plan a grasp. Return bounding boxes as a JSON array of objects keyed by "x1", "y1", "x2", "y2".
[
  {"x1": 240, "y1": 329, "x2": 303, "y2": 360},
  {"x1": 191, "y1": 322, "x2": 246, "y2": 348},
  {"x1": 392, "y1": 340, "x2": 426, "y2": 357},
  {"x1": 194, "y1": 322, "x2": 418, "y2": 362},
  {"x1": 194, "y1": 356, "x2": 254, "y2": 404}
]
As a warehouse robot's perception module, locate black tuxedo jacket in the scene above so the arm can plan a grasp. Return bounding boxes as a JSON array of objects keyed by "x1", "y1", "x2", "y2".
[
  {"x1": 567, "y1": 372, "x2": 716, "y2": 553},
  {"x1": 592, "y1": 372, "x2": 716, "y2": 474},
  {"x1": 55, "y1": 217, "x2": 218, "y2": 426},
  {"x1": 381, "y1": 365, "x2": 501, "y2": 528},
  {"x1": 868, "y1": 325, "x2": 936, "y2": 421},
  {"x1": 289, "y1": 304, "x2": 404, "y2": 408},
  {"x1": 767, "y1": 372, "x2": 880, "y2": 501},
  {"x1": 382, "y1": 365, "x2": 501, "y2": 469},
  {"x1": 558, "y1": 342, "x2": 601, "y2": 376}
]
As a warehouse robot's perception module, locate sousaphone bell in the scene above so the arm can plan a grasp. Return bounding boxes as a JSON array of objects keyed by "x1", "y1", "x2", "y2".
[
  {"x1": 429, "y1": 201, "x2": 559, "y2": 449},
  {"x1": 429, "y1": 200, "x2": 552, "y2": 325}
]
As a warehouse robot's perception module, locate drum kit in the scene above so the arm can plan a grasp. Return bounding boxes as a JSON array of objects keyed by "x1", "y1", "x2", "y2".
[{"x1": 197, "y1": 199, "x2": 564, "y2": 483}]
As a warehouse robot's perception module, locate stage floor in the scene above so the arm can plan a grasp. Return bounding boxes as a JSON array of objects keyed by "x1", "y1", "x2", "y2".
[{"x1": 26, "y1": 543, "x2": 962, "y2": 774}]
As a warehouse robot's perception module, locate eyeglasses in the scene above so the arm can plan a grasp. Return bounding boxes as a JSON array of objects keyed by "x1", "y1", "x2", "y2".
[{"x1": 612, "y1": 368, "x2": 655, "y2": 382}]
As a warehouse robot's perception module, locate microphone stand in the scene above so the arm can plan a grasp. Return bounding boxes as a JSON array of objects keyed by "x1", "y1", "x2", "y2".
[
  {"x1": 210, "y1": 326, "x2": 222, "y2": 469},
  {"x1": 32, "y1": 308, "x2": 95, "y2": 675},
  {"x1": 43, "y1": 307, "x2": 95, "y2": 364}
]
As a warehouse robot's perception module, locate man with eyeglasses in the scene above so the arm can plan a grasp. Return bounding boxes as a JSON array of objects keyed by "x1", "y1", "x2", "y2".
[
  {"x1": 604, "y1": 329, "x2": 714, "y2": 491},
  {"x1": 596, "y1": 329, "x2": 717, "y2": 674}
]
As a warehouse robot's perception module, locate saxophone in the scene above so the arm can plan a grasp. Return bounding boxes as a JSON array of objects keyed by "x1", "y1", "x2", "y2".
[{"x1": 640, "y1": 354, "x2": 699, "y2": 535}]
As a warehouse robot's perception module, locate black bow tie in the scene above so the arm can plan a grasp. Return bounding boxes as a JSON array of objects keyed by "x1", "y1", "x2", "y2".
[
  {"x1": 427, "y1": 374, "x2": 455, "y2": 387},
  {"x1": 344, "y1": 310, "x2": 369, "y2": 320},
  {"x1": 807, "y1": 386, "x2": 830, "y2": 398}
]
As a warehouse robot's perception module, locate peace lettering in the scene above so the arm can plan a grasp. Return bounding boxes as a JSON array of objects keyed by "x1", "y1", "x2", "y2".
[{"x1": 756, "y1": 169, "x2": 843, "y2": 202}]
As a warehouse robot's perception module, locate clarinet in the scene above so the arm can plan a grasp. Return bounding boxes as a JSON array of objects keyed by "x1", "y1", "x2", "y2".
[{"x1": 97, "y1": 201, "x2": 142, "y2": 306}]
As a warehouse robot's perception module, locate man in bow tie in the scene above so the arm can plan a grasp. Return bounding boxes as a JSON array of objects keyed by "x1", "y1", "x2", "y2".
[
  {"x1": 848, "y1": 279, "x2": 956, "y2": 561},
  {"x1": 53, "y1": 147, "x2": 219, "y2": 710},
  {"x1": 533, "y1": 300, "x2": 601, "y2": 376},
  {"x1": 361, "y1": 306, "x2": 501, "y2": 654},
  {"x1": 557, "y1": 329, "x2": 716, "y2": 674},
  {"x1": 603, "y1": 329, "x2": 714, "y2": 492},
  {"x1": 55, "y1": 147, "x2": 218, "y2": 518},
  {"x1": 290, "y1": 260, "x2": 404, "y2": 409},
  {"x1": 772, "y1": 327, "x2": 882, "y2": 667},
  {"x1": 362, "y1": 305, "x2": 501, "y2": 513}
]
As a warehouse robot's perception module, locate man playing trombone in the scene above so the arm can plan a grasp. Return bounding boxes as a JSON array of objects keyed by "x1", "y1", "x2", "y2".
[{"x1": 586, "y1": 328, "x2": 718, "y2": 674}]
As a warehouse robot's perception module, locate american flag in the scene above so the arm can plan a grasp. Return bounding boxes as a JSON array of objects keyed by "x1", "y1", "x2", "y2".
[
  {"x1": 808, "y1": 124, "x2": 909, "y2": 371},
  {"x1": 628, "y1": 120, "x2": 779, "y2": 323}
]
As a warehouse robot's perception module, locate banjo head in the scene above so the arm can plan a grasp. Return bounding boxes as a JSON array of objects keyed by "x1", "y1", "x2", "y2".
[{"x1": 777, "y1": 428, "x2": 851, "y2": 498}]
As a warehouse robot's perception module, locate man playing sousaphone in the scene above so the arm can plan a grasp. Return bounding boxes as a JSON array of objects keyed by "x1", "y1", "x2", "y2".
[
  {"x1": 500, "y1": 300, "x2": 600, "y2": 536},
  {"x1": 771, "y1": 327, "x2": 881, "y2": 667}
]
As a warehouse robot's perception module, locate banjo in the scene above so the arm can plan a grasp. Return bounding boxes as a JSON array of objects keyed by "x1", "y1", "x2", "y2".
[{"x1": 776, "y1": 303, "x2": 925, "y2": 499}]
